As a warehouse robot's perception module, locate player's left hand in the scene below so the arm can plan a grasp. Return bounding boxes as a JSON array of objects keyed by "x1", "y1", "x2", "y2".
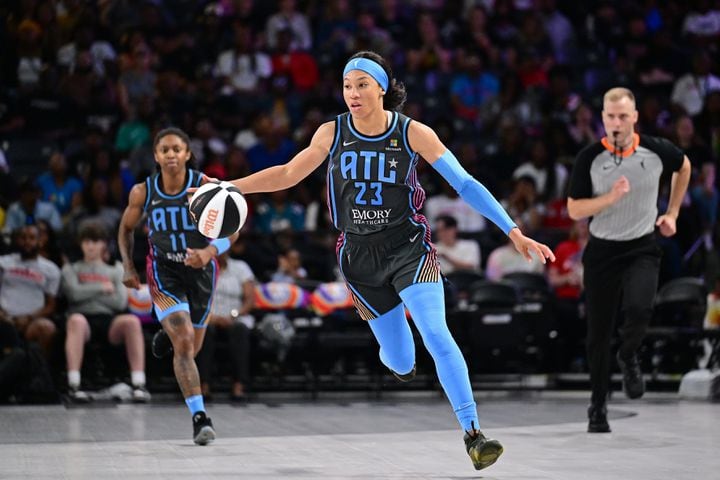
[
  {"x1": 655, "y1": 214, "x2": 677, "y2": 237},
  {"x1": 184, "y1": 247, "x2": 212, "y2": 268},
  {"x1": 508, "y1": 228, "x2": 556, "y2": 264}
]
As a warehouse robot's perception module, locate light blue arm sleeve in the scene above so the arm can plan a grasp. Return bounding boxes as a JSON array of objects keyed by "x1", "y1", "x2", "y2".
[
  {"x1": 430, "y1": 150, "x2": 517, "y2": 235},
  {"x1": 210, "y1": 237, "x2": 231, "y2": 255}
]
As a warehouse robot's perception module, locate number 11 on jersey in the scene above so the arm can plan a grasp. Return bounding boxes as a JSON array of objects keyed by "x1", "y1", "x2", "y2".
[{"x1": 170, "y1": 232, "x2": 187, "y2": 251}]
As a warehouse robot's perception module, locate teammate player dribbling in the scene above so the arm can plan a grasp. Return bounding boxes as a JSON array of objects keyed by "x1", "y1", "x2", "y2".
[{"x1": 118, "y1": 127, "x2": 237, "y2": 445}]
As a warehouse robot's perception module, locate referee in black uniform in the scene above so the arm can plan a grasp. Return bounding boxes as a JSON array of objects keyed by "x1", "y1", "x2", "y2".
[{"x1": 567, "y1": 87, "x2": 691, "y2": 433}]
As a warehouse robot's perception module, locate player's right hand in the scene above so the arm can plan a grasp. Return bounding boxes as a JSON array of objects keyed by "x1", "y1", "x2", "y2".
[
  {"x1": 122, "y1": 269, "x2": 141, "y2": 289},
  {"x1": 508, "y1": 228, "x2": 556, "y2": 264}
]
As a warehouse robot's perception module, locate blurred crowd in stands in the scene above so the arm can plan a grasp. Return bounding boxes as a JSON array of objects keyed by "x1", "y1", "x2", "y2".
[{"x1": 1, "y1": 0, "x2": 719, "y2": 401}]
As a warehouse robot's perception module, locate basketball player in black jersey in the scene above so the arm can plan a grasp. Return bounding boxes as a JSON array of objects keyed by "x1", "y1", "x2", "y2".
[
  {"x1": 119, "y1": 127, "x2": 236, "y2": 445},
  {"x1": 201, "y1": 51, "x2": 554, "y2": 470}
]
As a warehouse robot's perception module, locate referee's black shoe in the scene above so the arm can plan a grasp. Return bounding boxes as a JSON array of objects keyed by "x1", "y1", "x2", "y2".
[
  {"x1": 587, "y1": 403, "x2": 611, "y2": 433},
  {"x1": 390, "y1": 364, "x2": 416, "y2": 382},
  {"x1": 617, "y1": 352, "x2": 645, "y2": 399},
  {"x1": 151, "y1": 329, "x2": 173, "y2": 359},
  {"x1": 463, "y1": 423, "x2": 503, "y2": 470},
  {"x1": 192, "y1": 411, "x2": 216, "y2": 445}
]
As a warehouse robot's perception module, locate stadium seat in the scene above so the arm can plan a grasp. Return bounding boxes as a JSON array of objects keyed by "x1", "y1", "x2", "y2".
[
  {"x1": 444, "y1": 270, "x2": 485, "y2": 311},
  {"x1": 502, "y1": 272, "x2": 558, "y2": 371},
  {"x1": 653, "y1": 277, "x2": 707, "y2": 330},
  {"x1": 462, "y1": 280, "x2": 528, "y2": 373},
  {"x1": 646, "y1": 277, "x2": 709, "y2": 374}
]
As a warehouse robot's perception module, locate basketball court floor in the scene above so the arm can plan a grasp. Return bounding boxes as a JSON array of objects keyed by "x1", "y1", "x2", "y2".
[{"x1": 1, "y1": 391, "x2": 718, "y2": 479}]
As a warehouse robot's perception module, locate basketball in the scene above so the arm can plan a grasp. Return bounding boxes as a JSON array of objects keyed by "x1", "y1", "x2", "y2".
[{"x1": 189, "y1": 181, "x2": 248, "y2": 239}]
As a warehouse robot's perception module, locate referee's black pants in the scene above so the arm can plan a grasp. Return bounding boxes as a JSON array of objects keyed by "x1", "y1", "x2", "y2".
[{"x1": 582, "y1": 234, "x2": 661, "y2": 405}]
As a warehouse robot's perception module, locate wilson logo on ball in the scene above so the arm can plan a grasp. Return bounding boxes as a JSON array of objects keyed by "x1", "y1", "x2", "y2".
[
  {"x1": 202, "y1": 208, "x2": 220, "y2": 236},
  {"x1": 189, "y1": 181, "x2": 248, "y2": 239}
]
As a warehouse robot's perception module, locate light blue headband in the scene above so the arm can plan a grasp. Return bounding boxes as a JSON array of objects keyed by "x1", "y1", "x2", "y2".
[{"x1": 343, "y1": 58, "x2": 389, "y2": 91}]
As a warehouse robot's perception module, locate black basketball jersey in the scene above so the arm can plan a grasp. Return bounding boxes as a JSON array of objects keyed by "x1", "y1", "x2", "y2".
[
  {"x1": 143, "y1": 168, "x2": 210, "y2": 263},
  {"x1": 326, "y1": 111, "x2": 425, "y2": 235}
]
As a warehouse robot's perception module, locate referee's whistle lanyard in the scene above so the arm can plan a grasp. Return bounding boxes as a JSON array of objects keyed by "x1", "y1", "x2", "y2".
[
  {"x1": 613, "y1": 137, "x2": 621, "y2": 166},
  {"x1": 603, "y1": 133, "x2": 639, "y2": 166}
]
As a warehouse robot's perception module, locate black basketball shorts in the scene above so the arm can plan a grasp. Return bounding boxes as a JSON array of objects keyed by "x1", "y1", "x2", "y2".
[
  {"x1": 337, "y1": 219, "x2": 440, "y2": 321},
  {"x1": 146, "y1": 255, "x2": 218, "y2": 327}
]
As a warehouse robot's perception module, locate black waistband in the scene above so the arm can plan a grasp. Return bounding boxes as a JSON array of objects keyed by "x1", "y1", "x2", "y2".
[
  {"x1": 344, "y1": 221, "x2": 419, "y2": 245},
  {"x1": 588, "y1": 232, "x2": 655, "y2": 248}
]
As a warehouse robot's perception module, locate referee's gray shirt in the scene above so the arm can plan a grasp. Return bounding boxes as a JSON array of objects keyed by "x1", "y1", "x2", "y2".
[{"x1": 568, "y1": 133, "x2": 684, "y2": 241}]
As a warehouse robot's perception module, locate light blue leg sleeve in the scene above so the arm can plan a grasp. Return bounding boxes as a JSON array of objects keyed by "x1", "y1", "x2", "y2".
[
  {"x1": 399, "y1": 280, "x2": 479, "y2": 431},
  {"x1": 367, "y1": 303, "x2": 416, "y2": 375}
]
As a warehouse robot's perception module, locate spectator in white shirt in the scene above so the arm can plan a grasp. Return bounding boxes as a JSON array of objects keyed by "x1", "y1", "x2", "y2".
[
  {"x1": 197, "y1": 252, "x2": 256, "y2": 402},
  {"x1": 671, "y1": 52, "x2": 720, "y2": 117},
  {"x1": 424, "y1": 182, "x2": 487, "y2": 234},
  {"x1": 513, "y1": 139, "x2": 568, "y2": 202},
  {"x1": 266, "y1": 0, "x2": 312, "y2": 51},
  {"x1": 56, "y1": 24, "x2": 117, "y2": 78},
  {"x1": 485, "y1": 226, "x2": 545, "y2": 281},
  {"x1": 271, "y1": 247, "x2": 307, "y2": 283},
  {"x1": 214, "y1": 22, "x2": 272, "y2": 97},
  {"x1": 434, "y1": 215, "x2": 481, "y2": 274},
  {"x1": 0, "y1": 225, "x2": 61, "y2": 357}
]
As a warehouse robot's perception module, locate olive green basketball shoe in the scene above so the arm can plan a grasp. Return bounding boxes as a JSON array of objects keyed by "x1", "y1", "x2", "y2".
[{"x1": 463, "y1": 422, "x2": 504, "y2": 470}]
